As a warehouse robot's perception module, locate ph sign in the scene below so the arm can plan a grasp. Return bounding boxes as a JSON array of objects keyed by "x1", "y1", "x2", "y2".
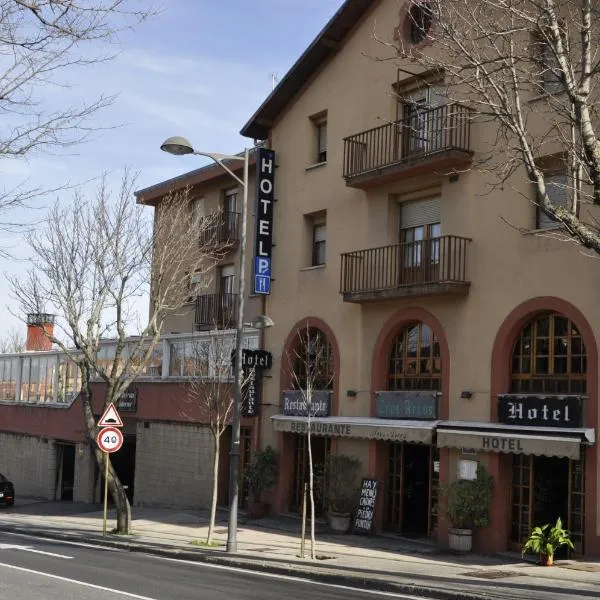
[
  {"x1": 254, "y1": 256, "x2": 271, "y2": 295},
  {"x1": 253, "y1": 147, "x2": 275, "y2": 295}
]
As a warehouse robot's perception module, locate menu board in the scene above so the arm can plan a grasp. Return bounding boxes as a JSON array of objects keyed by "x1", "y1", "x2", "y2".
[{"x1": 352, "y1": 478, "x2": 379, "y2": 534}]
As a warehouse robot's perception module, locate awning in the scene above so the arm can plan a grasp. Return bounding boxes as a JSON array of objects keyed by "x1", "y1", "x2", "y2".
[
  {"x1": 437, "y1": 421, "x2": 595, "y2": 460},
  {"x1": 271, "y1": 415, "x2": 438, "y2": 444}
]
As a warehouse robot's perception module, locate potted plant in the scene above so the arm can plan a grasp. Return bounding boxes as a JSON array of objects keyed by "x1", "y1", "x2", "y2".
[
  {"x1": 443, "y1": 463, "x2": 493, "y2": 552},
  {"x1": 244, "y1": 446, "x2": 277, "y2": 519},
  {"x1": 522, "y1": 517, "x2": 574, "y2": 565},
  {"x1": 323, "y1": 453, "x2": 361, "y2": 532}
]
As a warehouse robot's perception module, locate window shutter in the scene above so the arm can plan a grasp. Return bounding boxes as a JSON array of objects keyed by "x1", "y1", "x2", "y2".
[
  {"x1": 221, "y1": 265, "x2": 235, "y2": 278},
  {"x1": 400, "y1": 197, "x2": 441, "y2": 228},
  {"x1": 314, "y1": 223, "x2": 327, "y2": 242}
]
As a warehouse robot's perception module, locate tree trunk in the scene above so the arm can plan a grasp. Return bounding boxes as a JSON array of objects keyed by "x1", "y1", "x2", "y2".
[
  {"x1": 207, "y1": 434, "x2": 220, "y2": 544},
  {"x1": 307, "y1": 427, "x2": 316, "y2": 560},
  {"x1": 80, "y1": 380, "x2": 131, "y2": 534}
]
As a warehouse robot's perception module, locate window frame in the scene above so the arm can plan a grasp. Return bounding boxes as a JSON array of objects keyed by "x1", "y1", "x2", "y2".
[
  {"x1": 536, "y1": 170, "x2": 569, "y2": 230},
  {"x1": 312, "y1": 222, "x2": 327, "y2": 266}
]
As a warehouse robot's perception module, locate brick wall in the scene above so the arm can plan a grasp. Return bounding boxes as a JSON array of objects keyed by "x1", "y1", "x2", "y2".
[
  {"x1": 134, "y1": 421, "x2": 216, "y2": 509},
  {"x1": 0, "y1": 432, "x2": 57, "y2": 499}
]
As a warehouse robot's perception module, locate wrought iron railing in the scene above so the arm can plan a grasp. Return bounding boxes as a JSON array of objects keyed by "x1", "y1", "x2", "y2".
[
  {"x1": 199, "y1": 211, "x2": 240, "y2": 247},
  {"x1": 194, "y1": 293, "x2": 238, "y2": 328},
  {"x1": 340, "y1": 236, "x2": 471, "y2": 296},
  {"x1": 343, "y1": 103, "x2": 472, "y2": 180}
]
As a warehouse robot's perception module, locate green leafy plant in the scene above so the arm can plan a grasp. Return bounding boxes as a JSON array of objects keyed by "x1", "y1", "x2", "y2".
[
  {"x1": 244, "y1": 446, "x2": 278, "y2": 502},
  {"x1": 522, "y1": 517, "x2": 574, "y2": 563},
  {"x1": 323, "y1": 453, "x2": 361, "y2": 514},
  {"x1": 443, "y1": 464, "x2": 494, "y2": 530}
]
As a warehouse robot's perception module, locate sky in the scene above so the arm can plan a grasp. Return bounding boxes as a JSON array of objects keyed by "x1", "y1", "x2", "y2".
[{"x1": 0, "y1": 0, "x2": 344, "y2": 338}]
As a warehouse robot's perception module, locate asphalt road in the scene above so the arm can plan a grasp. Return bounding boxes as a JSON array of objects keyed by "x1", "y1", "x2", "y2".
[{"x1": 0, "y1": 531, "x2": 431, "y2": 600}]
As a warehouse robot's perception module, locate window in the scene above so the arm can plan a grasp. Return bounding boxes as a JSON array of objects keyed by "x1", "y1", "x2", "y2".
[
  {"x1": 220, "y1": 265, "x2": 235, "y2": 295},
  {"x1": 511, "y1": 313, "x2": 586, "y2": 394},
  {"x1": 537, "y1": 172, "x2": 568, "y2": 229},
  {"x1": 399, "y1": 197, "x2": 441, "y2": 267},
  {"x1": 310, "y1": 112, "x2": 328, "y2": 164},
  {"x1": 312, "y1": 222, "x2": 327, "y2": 266},
  {"x1": 192, "y1": 197, "x2": 205, "y2": 224},
  {"x1": 532, "y1": 30, "x2": 563, "y2": 95},
  {"x1": 224, "y1": 189, "x2": 238, "y2": 235},
  {"x1": 407, "y1": 2, "x2": 433, "y2": 45},
  {"x1": 189, "y1": 270, "x2": 203, "y2": 299},
  {"x1": 388, "y1": 322, "x2": 441, "y2": 391}
]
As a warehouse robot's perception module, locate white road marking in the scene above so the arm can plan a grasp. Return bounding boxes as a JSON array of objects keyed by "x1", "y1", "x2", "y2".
[
  {"x1": 0, "y1": 561, "x2": 160, "y2": 600},
  {"x1": 2, "y1": 530, "x2": 109, "y2": 551},
  {"x1": 0, "y1": 543, "x2": 73, "y2": 559},
  {"x1": 153, "y1": 555, "x2": 428, "y2": 599}
]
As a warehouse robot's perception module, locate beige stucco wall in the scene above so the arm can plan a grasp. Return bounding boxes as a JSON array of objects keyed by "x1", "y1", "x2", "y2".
[
  {"x1": 254, "y1": 0, "x2": 600, "y2": 530},
  {"x1": 161, "y1": 170, "x2": 262, "y2": 335}
]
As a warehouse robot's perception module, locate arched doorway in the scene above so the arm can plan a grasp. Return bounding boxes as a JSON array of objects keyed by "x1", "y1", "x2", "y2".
[
  {"x1": 288, "y1": 326, "x2": 334, "y2": 514},
  {"x1": 508, "y1": 312, "x2": 586, "y2": 554},
  {"x1": 385, "y1": 321, "x2": 440, "y2": 537}
]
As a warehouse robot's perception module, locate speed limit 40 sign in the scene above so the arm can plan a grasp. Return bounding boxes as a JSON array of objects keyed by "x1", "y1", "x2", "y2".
[{"x1": 97, "y1": 427, "x2": 124, "y2": 453}]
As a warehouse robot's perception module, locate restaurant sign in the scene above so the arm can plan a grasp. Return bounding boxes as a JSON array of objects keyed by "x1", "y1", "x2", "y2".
[
  {"x1": 282, "y1": 390, "x2": 331, "y2": 417},
  {"x1": 375, "y1": 391, "x2": 438, "y2": 420},
  {"x1": 498, "y1": 394, "x2": 583, "y2": 428},
  {"x1": 116, "y1": 387, "x2": 137, "y2": 412}
]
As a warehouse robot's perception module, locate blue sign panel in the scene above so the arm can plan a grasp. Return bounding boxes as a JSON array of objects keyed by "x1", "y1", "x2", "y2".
[{"x1": 254, "y1": 256, "x2": 271, "y2": 295}]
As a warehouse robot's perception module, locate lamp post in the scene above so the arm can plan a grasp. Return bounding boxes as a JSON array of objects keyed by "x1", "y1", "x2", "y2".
[{"x1": 161, "y1": 136, "x2": 272, "y2": 553}]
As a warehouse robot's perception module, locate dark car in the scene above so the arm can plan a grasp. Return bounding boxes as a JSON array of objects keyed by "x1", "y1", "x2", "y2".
[{"x1": 0, "y1": 474, "x2": 14, "y2": 506}]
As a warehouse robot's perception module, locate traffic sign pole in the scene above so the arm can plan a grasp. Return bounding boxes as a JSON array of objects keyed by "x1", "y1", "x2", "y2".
[
  {"x1": 103, "y1": 451, "x2": 109, "y2": 537},
  {"x1": 96, "y1": 426, "x2": 124, "y2": 536}
]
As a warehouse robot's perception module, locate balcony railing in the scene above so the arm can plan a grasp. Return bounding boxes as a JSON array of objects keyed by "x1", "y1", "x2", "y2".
[
  {"x1": 340, "y1": 235, "x2": 471, "y2": 302},
  {"x1": 343, "y1": 104, "x2": 472, "y2": 188},
  {"x1": 194, "y1": 293, "x2": 238, "y2": 329},
  {"x1": 199, "y1": 211, "x2": 240, "y2": 248}
]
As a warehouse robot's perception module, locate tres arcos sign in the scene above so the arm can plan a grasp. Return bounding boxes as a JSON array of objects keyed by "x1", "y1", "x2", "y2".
[
  {"x1": 497, "y1": 394, "x2": 584, "y2": 428},
  {"x1": 253, "y1": 148, "x2": 275, "y2": 295}
]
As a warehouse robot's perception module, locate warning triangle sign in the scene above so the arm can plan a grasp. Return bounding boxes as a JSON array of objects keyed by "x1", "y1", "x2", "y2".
[{"x1": 97, "y1": 403, "x2": 123, "y2": 427}]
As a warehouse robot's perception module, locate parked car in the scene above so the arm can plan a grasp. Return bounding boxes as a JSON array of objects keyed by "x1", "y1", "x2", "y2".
[{"x1": 0, "y1": 474, "x2": 14, "y2": 506}]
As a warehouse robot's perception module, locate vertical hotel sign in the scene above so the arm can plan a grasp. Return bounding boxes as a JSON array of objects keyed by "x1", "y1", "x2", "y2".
[{"x1": 253, "y1": 147, "x2": 275, "y2": 295}]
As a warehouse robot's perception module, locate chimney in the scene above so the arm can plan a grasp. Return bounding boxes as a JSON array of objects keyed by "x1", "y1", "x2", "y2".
[{"x1": 26, "y1": 313, "x2": 55, "y2": 351}]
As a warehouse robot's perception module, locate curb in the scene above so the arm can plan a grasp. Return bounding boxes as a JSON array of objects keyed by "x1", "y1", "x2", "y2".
[{"x1": 0, "y1": 524, "x2": 492, "y2": 600}]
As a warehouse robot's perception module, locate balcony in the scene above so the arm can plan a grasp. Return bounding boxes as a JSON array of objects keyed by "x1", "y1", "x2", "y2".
[
  {"x1": 340, "y1": 236, "x2": 471, "y2": 302},
  {"x1": 194, "y1": 293, "x2": 238, "y2": 329},
  {"x1": 199, "y1": 211, "x2": 240, "y2": 249},
  {"x1": 343, "y1": 104, "x2": 473, "y2": 189}
]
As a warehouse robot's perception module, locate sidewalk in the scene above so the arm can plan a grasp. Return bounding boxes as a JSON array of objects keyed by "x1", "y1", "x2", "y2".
[{"x1": 0, "y1": 500, "x2": 598, "y2": 600}]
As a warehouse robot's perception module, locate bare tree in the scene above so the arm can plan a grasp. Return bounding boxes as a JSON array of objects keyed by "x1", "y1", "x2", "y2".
[
  {"x1": 375, "y1": 0, "x2": 600, "y2": 253},
  {"x1": 0, "y1": 0, "x2": 154, "y2": 236},
  {"x1": 9, "y1": 172, "x2": 230, "y2": 534},
  {"x1": 0, "y1": 327, "x2": 25, "y2": 353},
  {"x1": 180, "y1": 331, "x2": 256, "y2": 545},
  {"x1": 285, "y1": 324, "x2": 334, "y2": 560}
]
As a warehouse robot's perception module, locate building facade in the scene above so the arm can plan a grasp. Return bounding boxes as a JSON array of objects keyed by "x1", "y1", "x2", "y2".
[{"x1": 239, "y1": 0, "x2": 600, "y2": 555}]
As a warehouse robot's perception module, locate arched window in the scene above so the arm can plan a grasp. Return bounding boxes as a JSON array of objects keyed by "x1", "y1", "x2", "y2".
[
  {"x1": 510, "y1": 312, "x2": 586, "y2": 394},
  {"x1": 292, "y1": 327, "x2": 334, "y2": 390},
  {"x1": 388, "y1": 322, "x2": 441, "y2": 391}
]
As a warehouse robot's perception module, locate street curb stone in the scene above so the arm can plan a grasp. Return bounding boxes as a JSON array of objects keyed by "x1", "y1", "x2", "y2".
[{"x1": 0, "y1": 524, "x2": 491, "y2": 600}]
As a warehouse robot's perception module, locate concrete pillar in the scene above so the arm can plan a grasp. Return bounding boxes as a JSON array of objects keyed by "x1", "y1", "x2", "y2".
[{"x1": 73, "y1": 442, "x2": 96, "y2": 503}]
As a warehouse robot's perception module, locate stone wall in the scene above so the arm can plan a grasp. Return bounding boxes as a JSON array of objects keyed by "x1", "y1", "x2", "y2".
[
  {"x1": 0, "y1": 431, "x2": 57, "y2": 499},
  {"x1": 134, "y1": 421, "x2": 215, "y2": 509}
]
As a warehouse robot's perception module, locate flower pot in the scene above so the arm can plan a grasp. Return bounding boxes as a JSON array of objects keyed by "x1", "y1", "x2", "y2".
[
  {"x1": 448, "y1": 527, "x2": 473, "y2": 553},
  {"x1": 247, "y1": 501, "x2": 267, "y2": 519},
  {"x1": 541, "y1": 553, "x2": 554, "y2": 566},
  {"x1": 328, "y1": 511, "x2": 351, "y2": 533}
]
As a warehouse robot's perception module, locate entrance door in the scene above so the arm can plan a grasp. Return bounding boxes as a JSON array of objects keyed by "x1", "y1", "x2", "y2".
[
  {"x1": 510, "y1": 452, "x2": 585, "y2": 555},
  {"x1": 110, "y1": 435, "x2": 136, "y2": 504},
  {"x1": 385, "y1": 442, "x2": 435, "y2": 537},
  {"x1": 290, "y1": 434, "x2": 330, "y2": 515},
  {"x1": 56, "y1": 444, "x2": 75, "y2": 501}
]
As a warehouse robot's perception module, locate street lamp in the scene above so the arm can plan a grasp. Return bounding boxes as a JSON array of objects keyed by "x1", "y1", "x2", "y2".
[{"x1": 161, "y1": 136, "x2": 273, "y2": 553}]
